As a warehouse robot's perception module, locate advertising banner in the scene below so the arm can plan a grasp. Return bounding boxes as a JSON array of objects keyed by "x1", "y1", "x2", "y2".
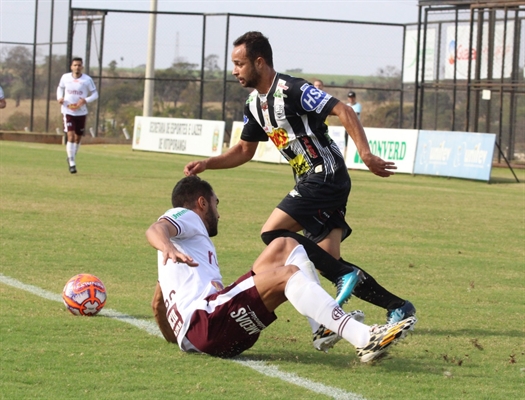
[
  {"x1": 445, "y1": 22, "x2": 514, "y2": 80},
  {"x1": 403, "y1": 27, "x2": 436, "y2": 83},
  {"x1": 132, "y1": 116, "x2": 225, "y2": 157},
  {"x1": 327, "y1": 125, "x2": 347, "y2": 157},
  {"x1": 230, "y1": 121, "x2": 283, "y2": 164},
  {"x1": 414, "y1": 130, "x2": 496, "y2": 181},
  {"x1": 345, "y1": 128, "x2": 419, "y2": 174}
]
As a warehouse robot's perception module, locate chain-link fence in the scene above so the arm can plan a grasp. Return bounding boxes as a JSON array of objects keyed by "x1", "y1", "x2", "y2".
[{"x1": 1, "y1": 2, "x2": 523, "y2": 161}]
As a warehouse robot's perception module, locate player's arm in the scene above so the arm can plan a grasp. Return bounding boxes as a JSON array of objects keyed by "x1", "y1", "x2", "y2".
[
  {"x1": 184, "y1": 139, "x2": 258, "y2": 176},
  {"x1": 151, "y1": 282, "x2": 177, "y2": 343},
  {"x1": 56, "y1": 79, "x2": 65, "y2": 104},
  {"x1": 77, "y1": 80, "x2": 99, "y2": 107},
  {"x1": 146, "y1": 219, "x2": 198, "y2": 266},
  {"x1": 0, "y1": 98, "x2": 5, "y2": 109},
  {"x1": 330, "y1": 102, "x2": 396, "y2": 177}
]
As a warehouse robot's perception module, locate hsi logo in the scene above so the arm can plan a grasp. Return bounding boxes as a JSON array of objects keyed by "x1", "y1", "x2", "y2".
[{"x1": 300, "y1": 85, "x2": 331, "y2": 112}]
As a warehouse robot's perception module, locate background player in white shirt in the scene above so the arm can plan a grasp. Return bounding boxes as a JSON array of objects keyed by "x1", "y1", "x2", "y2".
[
  {"x1": 57, "y1": 57, "x2": 98, "y2": 174},
  {"x1": 147, "y1": 176, "x2": 416, "y2": 362}
]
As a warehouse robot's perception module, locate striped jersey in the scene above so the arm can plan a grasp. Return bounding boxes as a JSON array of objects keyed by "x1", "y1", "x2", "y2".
[{"x1": 240, "y1": 73, "x2": 345, "y2": 182}]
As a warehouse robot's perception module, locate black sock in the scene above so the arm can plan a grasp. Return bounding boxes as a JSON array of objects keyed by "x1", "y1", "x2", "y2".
[
  {"x1": 261, "y1": 230, "x2": 353, "y2": 283},
  {"x1": 339, "y1": 258, "x2": 405, "y2": 311}
]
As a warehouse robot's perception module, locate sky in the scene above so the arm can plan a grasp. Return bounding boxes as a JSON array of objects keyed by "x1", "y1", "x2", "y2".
[{"x1": 0, "y1": 0, "x2": 421, "y2": 76}]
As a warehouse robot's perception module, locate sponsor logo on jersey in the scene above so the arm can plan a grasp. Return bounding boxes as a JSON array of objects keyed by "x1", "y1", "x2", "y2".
[
  {"x1": 275, "y1": 104, "x2": 285, "y2": 119},
  {"x1": 243, "y1": 115, "x2": 249, "y2": 125},
  {"x1": 289, "y1": 154, "x2": 310, "y2": 176},
  {"x1": 230, "y1": 307, "x2": 265, "y2": 335},
  {"x1": 288, "y1": 189, "x2": 301, "y2": 198},
  {"x1": 67, "y1": 90, "x2": 84, "y2": 95},
  {"x1": 246, "y1": 92, "x2": 257, "y2": 104},
  {"x1": 276, "y1": 79, "x2": 289, "y2": 91},
  {"x1": 170, "y1": 209, "x2": 189, "y2": 220},
  {"x1": 300, "y1": 85, "x2": 331, "y2": 113},
  {"x1": 267, "y1": 128, "x2": 289, "y2": 150}
]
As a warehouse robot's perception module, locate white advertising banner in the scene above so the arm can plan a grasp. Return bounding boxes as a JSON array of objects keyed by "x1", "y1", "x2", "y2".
[
  {"x1": 230, "y1": 121, "x2": 283, "y2": 164},
  {"x1": 327, "y1": 125, "x2": 347, "y2": 156},
  {"x1": 403, "y1": 27, "x2": 436, "y2": 83},
  {"x1": 132, "y1": 116, "x2": 225, "y2": 157},
  {"x1": 345, "y1": 128, "x2": 419, "y2": 174},
  {"x1": 445, "y1": 22, "x2": 514, "y2": 80}
]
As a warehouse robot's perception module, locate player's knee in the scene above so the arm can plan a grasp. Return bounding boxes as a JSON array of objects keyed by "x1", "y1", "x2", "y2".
[{"x1": 261, "y1": 229, "x2": 289, "y2": 245}]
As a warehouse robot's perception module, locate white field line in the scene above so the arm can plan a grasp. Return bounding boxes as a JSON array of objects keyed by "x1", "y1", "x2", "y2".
[{"x1": 0, "y1": 273, "x2": 366, "y2": 400}]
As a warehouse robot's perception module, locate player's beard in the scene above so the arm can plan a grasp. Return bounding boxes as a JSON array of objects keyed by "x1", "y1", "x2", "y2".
[
  {"x1": 205, "y1": 207, "x2": 219, "y2": 237},
  {"x1": 242, "y1": 63, "x2": 261, "y2": 89}
]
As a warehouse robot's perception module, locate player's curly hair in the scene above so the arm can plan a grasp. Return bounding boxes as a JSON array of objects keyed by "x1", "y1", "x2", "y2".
[
  {"x1": 233, "y1": 31, "x2": 273, "y2": 68},
  {"x1": 171, "y1": 176, "x2": 214, "y2": 209}
]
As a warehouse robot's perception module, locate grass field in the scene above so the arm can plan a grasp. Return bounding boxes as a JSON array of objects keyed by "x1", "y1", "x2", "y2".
[{"x1": 1, "y1": 141, "x2": 524, "y2": 399}]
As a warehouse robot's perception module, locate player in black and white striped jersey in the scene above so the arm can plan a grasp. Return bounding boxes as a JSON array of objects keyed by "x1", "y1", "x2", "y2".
[{"x1": 184, "y1": 32, "x2": 416, "y2": 352}]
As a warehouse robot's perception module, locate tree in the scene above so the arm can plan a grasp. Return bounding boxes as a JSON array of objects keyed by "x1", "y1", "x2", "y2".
[{"x1": 2, "y1": 46, "x2": 33, "y2": 105}]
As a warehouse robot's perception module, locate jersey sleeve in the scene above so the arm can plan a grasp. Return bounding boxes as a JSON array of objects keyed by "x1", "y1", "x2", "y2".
[
  {"x1": 286, "y1": 78, "x2": 339, "y2": 121},
  {"x1": 240, "y1": 105, "x2": 267, "y2": 142},
  {"x1": 56, "y1": 75, "x2": 65, "y2": 99},
  {"x1": 159, "y1": 208, "x2": 205, "y2": 239}
]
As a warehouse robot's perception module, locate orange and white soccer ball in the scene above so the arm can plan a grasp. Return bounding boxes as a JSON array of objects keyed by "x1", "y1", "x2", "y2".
[{"x1": 62, "y1": 274, "x2": 107, "y2": 316}]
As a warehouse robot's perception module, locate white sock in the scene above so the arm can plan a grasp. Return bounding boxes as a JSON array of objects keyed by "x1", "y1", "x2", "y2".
[
  {"x1": 285, "y1": 245, "x2": 321, "y2": 333},
  {"x1": 284, "y1": 270, "x2": 370, "y2": 348},
  {"x1": 66, "y1": 142, "x2": 75, "y2": 166},
  {"x1": 285, "y1": 245, "x2": 321, "y2": 285},
  {"x1": 73, "y1": 142, "x2": 80, "y2": 156}
]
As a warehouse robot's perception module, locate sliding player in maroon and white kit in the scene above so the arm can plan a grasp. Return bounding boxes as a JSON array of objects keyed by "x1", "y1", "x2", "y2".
[
  {"x1": 147, "y1": 176, "x2": 416, "y2": 362},
  {"x1": 57, "y1": 57, "x2": 98, "y2": 174}
]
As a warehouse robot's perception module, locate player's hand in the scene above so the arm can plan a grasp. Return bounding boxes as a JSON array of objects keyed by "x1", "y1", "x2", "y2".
[
  {"x1": 58, "y1": 98, "x2": 64, "y2": 104},
  {"x1": 162, "y1": 245, "x2": 199, "y2": 267},
  {"x1": 184, "y1": 160, "x2": 206, "y2": 176},
  {"x1": 362, "y1": 153, "x2": 397, "y2": 177}
]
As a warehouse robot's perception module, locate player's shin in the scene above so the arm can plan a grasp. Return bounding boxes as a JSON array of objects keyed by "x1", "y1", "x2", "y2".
[
  {"x1": 284, "y1": 270, "x2": 369, "y2": 347},
  {"x1": 284, "y1": 244, "x2": 322, "y2": 332},
  {"x1": 340, "y1": 259, "x2": 405, "y2": 310}
]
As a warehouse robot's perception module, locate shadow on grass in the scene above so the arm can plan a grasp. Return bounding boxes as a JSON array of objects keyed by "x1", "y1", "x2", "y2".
[
  {"x1": 415, "y1": 327, "x2": 524, "y2": 338},
  {"x1": 489, "y1": 176, "x2": 522, "y2": 184}
]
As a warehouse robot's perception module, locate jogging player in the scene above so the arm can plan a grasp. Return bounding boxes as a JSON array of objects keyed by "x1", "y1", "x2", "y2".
[{"x1": 57, "y1": 57, "x2": 98, "y2": 174}]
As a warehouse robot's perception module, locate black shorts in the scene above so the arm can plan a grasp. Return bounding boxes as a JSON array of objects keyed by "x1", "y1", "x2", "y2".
[
  {"x1": 63, "y1": 114, "x2": 86, "y2": 136},
  {"x1": 277, "y1": 168, "x2": 352, "y2": 243}
]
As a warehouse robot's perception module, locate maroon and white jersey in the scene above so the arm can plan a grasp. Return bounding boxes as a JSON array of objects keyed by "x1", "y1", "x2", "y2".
[
  {"x1": 156, "y1": 208, "x2": 223, "y2": 351},
  {"x1": 241, "y1": 73, "x2": 345, "y2": 183},
  {"x1": 57, "y1": 73, "x2": 98, "y2": 116}
]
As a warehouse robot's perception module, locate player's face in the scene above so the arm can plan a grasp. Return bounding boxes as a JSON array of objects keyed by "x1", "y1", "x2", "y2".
[
  {"x1": 231, "y1": 45, "x2": 260, "y2": 88},
  {"x1": 70, "y1": 61, "x2": 83, "y2": 76},
  {"x1": 204, "y1": 193, "x2": 220, "y2": 237}
]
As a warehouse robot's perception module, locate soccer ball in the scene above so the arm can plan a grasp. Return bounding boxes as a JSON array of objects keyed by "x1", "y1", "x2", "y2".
[{"x1": 62, "y1": 274, "x2": 107, "y2": 316}]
